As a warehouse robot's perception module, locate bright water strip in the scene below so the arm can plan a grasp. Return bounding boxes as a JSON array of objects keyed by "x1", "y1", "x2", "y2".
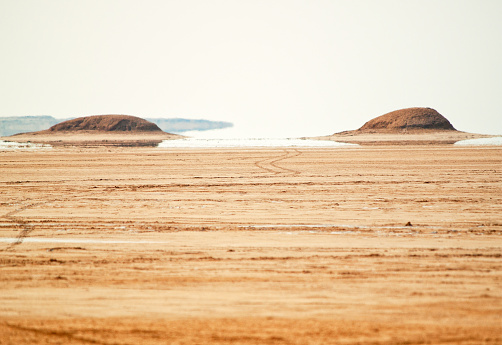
[{"x1": 158, "y1": 138, "x2": 358, "y2": 148}]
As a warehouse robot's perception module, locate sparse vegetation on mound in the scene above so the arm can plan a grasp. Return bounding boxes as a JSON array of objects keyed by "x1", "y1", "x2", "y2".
[
  {"x1": 48, "y1": 115, "x2": 163, "y2": 132},
  {"x1": 358, "y1": 107, "x2": 456, "y2": 132}
]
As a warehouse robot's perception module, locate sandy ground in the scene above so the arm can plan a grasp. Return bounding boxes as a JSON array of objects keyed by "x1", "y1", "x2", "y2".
[
  {"x1": 313, "y1": 130, "x2": 493, "y2": 145},
  {"x1": 0, "y1": 145, "x2": 501, "y2": 344}
]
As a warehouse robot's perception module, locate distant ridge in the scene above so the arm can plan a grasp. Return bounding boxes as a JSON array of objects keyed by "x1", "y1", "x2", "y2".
[
  {"x1": 146, "y1": 118, "x2": 233, "y2": 133},
  {"x1": 47, "y1": 115, "x2": 162, "y2": 132},
  {"x1": 0, "y1": 116, "x2": 61, "y2": 136},
  {"x1": 357, "y1": 107, "x2": 456, "y2": 132}
]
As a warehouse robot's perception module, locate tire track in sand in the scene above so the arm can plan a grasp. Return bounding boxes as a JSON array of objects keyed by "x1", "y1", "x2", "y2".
[
  {"x1": 2, "y1": 322, "x2": 120, "y2": 345},
  {"x1": 254, "y1": 149, "x2": 302, "y2": 175},
  {"x1": 1, "y1": 201, "x2": 46, "y2": 251}
]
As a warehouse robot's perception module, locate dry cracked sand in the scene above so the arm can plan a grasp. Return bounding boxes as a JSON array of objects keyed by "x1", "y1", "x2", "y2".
[{"x1": 0, "y1": 144, "x2": 501, "y2": 344}]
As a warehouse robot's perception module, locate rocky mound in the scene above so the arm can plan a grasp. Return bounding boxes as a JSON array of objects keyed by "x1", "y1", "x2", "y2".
[
  {"x1": 48, "y1": 115, "x2": 162, "y2": 132},
  {"x1": 358, "y1": 107, "x2": 456, "y2": 132}
]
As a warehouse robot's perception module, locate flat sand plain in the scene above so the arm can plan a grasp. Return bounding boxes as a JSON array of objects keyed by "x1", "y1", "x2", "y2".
[{"x1": 0, "y1": 145, "x2": 501, "y2": 344}]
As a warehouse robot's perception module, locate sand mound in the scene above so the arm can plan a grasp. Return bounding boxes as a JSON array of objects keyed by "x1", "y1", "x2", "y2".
[
  {"x1": 48, "y1": 115, "x2": 162, "y2": 132},
  {"x1": 4, "y1": 115, "x2": 183, "y2": 147},
  {"x1": 357, "y1": 107, "x2": 456, "y2": 132},
  {"x1": 312, "y1": 107, "x2": 493, "y2": 145}
]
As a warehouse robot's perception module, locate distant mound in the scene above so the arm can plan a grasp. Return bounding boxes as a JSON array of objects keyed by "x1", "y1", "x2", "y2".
[
  {"x1": 358, "y1": 107, "x2": 456, "y2": 132},
  {"x1": 48, "y1": 115, "x2": 162, "y2": 132},
  {"x1": 313, "y1": 107, "x2": 485, "y2": 145},
  {"x1": 0, "y1": 115, "x2": 233, "y2": 136}
]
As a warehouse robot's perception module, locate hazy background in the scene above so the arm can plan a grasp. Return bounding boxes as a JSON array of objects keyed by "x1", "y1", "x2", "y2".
[{"x1": 1, "y1": 0, "x2": 501, "y2": 138}]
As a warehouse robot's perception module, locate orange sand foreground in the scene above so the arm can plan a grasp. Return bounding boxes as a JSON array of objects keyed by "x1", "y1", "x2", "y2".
[{"x1": 0, "y1": 145, "x2": 501, "y2": 344}]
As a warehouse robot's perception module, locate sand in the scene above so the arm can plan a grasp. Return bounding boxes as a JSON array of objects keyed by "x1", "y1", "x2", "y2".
[{"x1": 0, "y1": 144, "x2": 501, "y2": 344}]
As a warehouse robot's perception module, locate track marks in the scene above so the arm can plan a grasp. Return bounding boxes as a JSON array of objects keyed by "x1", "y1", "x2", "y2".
[
  {"x1": 254, "y1": 149, "x2": 302, "y2": 175},
  {"x1": 3, "y1": 322, "x2": 123, "y2": 345},
  {"x1": 1, "y1": 201, "x2": 46, "y2": 250}
]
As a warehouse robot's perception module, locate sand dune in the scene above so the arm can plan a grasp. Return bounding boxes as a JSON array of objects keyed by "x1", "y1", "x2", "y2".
[
  {"x1": 314, "y1": 107, "x2": 497, "y2": 145},
  {"x1": 2, "y1": 114, "x2": 183, "y2": 147}
]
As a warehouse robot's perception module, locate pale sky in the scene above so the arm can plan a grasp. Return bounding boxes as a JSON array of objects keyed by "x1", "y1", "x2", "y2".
[{"x1": 1, "y1": 0, "x2": 501, "y2": 137}]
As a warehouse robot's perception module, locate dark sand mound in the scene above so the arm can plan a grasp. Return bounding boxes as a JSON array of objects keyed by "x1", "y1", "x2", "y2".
[
  {"x1": 312, "y1": 107, "x2": 491, "y2": 145},
  {"x1": 358, "y1": 107, "x2": 456, "y2": 132},
  {"x1": 48, "y1": 115, "x2": 162, "y2": 132},
  {"x1": 4, "y1": 115, "x2": 182, "y2": 147}
]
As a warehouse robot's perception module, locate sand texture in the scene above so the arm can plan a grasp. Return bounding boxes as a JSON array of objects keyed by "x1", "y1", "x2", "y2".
[{"x1": 0, "y1": 145, "x2": 501, "y2": 344}]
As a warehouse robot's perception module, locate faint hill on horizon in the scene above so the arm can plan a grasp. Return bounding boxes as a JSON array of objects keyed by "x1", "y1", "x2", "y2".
[
  {"x1": 0, "y1": 115, "x2": 233, "y2": 136},
  {"x1": 148, "y1": 118, "x2": 233, "y2": 133},
  {"x1": 0, "y1": 116, "x2": 60, "y2": 136}
]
